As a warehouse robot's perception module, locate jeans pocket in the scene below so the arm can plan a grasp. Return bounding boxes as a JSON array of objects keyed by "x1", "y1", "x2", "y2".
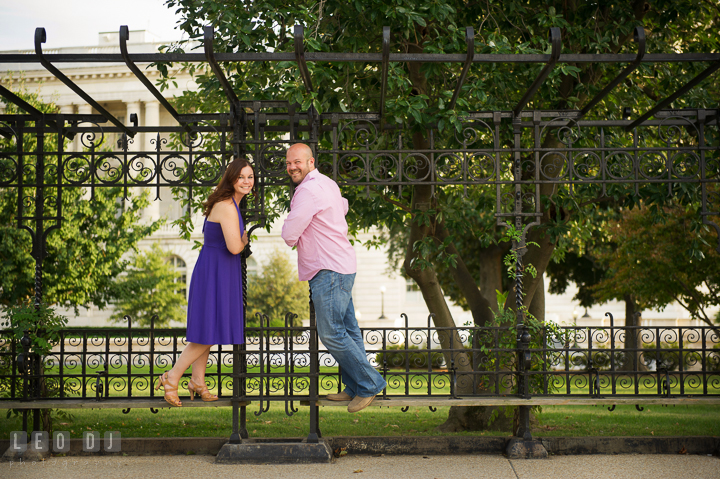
[{"x1": 339, "y1": 273, "x2": 355, "y2": 293}]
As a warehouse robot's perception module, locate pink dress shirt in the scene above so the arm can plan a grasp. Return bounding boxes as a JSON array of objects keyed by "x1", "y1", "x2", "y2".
[{"x1": 281, "y1": 168, "x2": 357, "y2": 281}]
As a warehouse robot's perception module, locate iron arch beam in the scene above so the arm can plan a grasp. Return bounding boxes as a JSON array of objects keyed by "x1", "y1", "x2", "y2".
[
  {"x1": 34, "y1": 28, "x2": 133, "y2": 137},
  {"x1": 512, "y1": 27, "x2": 562, "y2": 118},
  {"x1": 379, "y1": 26, "x2": 390, "y2": 120},
  {"x1": 579, "y1": 26, "x2": 646, "y2": 118},
  {"x1": 0, "y1": 84, "x2": 69, "y2": 137},
  {"x1": 626, "y1": 58, "x2": 720, "y2": 131},
  {"x1": 0, "y1": 84, "x2": 45, "y2": 120},
  {"x1": 203, "y1": 26, "x2": 240, "y2": 108},
  {"x1": 449, "y1": 27, "x2": 474, "y2": 110},
  {"x1": 2, "y1": 51, "x2": 720, "y2": 66},
  {"x1": 294, "y1": 25, "x2": 314, "y2": 93},
  {"x1": 119, "y1": 26, "x2": 190, "y2": 132}
]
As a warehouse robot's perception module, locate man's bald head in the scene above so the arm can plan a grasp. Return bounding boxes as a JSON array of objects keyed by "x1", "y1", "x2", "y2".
[
  {"x1": 286, "y1": 143, "x2": 316, "y2": 184},
  {"x1": 287, "y1": 143, "x2": 313, "y2": 159}
]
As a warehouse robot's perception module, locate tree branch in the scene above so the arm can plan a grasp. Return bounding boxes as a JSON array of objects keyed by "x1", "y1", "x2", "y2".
[
  {"x1": 671, "y1": 273, "x2": 712, "y2": 324},
  {"x1": 671, "y1": 293, "x2": 715, "y2": 330},
  {"x1": 703, "y1": 279, "x2": 719, "y2": 304},
  {"x1": 381, "y1": 193, "x2": 413, "y2": 214},
  {"x1": 435, "y1": 221, "x2": 494, "y2": 326}
]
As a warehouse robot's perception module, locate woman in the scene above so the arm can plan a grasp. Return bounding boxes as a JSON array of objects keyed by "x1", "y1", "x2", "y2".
[{"x1": 156, "y1": 157, "x2": 254, "y2": 406}]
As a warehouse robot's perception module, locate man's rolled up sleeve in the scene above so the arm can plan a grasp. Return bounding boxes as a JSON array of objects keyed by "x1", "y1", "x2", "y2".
[{"x1": 281, "y1": 189, "x2": 317, "y2": 246}]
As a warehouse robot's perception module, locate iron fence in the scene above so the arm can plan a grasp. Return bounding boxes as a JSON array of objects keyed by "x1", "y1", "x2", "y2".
[
  {"x1": 3, "y1": 310, "x2": 718, "y2": 441},
  {"x1": 1, "y1": 23, "x2": 720, "y2": 446}
]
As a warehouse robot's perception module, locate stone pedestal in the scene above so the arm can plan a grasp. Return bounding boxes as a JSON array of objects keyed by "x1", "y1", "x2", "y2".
[
  {"x1": 215, "y1": 438, "x2": 332, "y2": 464},
  {"x1": 505, "y1": 437, "x2": 548, "y2": 459},
  {"x1": 20, "y1": 441, "x2": 51, "y2": 462},
  {"x1": 1, "y1": 442, "x2": 51, "y2": 463},
  {"x1": 1, "y1": 446, "x2": 20, "y2": 463}
]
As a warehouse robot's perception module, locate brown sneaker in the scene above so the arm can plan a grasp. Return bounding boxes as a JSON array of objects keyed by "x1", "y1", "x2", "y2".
[
  {"x1": 347, "y1": 394, "x2": 376, "y2": 413},
  {"x1": 326, "y1": 391, "x2": 353, "y2": 401}
]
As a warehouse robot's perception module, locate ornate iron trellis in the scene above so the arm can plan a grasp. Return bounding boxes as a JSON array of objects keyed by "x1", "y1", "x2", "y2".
[{"x1": 0, "y1": 23, "x2": 719, "y2": 447}]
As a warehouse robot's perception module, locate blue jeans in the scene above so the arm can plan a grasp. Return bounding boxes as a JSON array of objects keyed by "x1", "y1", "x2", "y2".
[{"x1": 309, "y1": 270, "x2": 387, "y2": 398}]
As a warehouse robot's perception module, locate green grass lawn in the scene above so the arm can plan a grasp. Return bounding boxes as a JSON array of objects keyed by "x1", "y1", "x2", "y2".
[{"x1": 2, "y1": 404, "x2": 718, "y2": 440}]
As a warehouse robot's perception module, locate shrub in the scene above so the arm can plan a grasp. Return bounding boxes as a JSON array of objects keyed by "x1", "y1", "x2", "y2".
[
  {"x1": 570, "y1": 343, "x2": 613, "y2": 371},
  {"x1": 642, "y1": 341, "x2": 704, "y2": 372},
  {"x1": 375, "y1": 344, "x2": 446, "y2": 369},
  {"x1": 0, "y1": 300, "x2": 74, "y2": 433},
  {"x1": 710, "y1": 344, "x2": 720, "y2": 372}
]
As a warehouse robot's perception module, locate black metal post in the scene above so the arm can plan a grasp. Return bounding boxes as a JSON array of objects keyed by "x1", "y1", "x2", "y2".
[
  {"x1": 230, "y1": 195, "x2": 250, "y2": 444},
  {"x1": 379, "y1": 26, "x2": 390, "y2": 124},
  {"x1": 17, "y1": 330, "x2": 32, "y2": 435},
  {"x1": 230, "y1": 341, "x2": 241, "y2": 444},
  {"x1": 307, "y1": 291, "x2": 320, "y2": 443},
  {"x1": 512, "y1": 115, "x2": 533, "y2": 440}
]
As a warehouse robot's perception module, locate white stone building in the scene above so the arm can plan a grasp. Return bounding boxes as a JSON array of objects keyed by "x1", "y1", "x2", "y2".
[{"x1": 1, "y1": 31, "x2": 711, "y2": 331}]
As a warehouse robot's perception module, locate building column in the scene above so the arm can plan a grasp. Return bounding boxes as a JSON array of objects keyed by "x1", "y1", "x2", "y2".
[
  {"x1": 122, "y1": 101, "x2": 149, "y2": 222},
  {"x1": 143, "y1": 101, "x2": 161, "y2": 222},
  {"x1": 76, "y1": 104, "x2": 93, "y2": 152},
  {"x1": 144, "y1": 100, "x2": 160, "y2": 151},
  {"x1": 59, "y1": 104, "x2": 75, "y2": 151},
  {"x1": 125, "y1": 101, "x2": 142, "y2": 151}
]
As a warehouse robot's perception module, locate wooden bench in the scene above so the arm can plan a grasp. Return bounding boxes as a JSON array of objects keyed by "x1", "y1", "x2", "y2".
[
  {"x1": 303, "y1": 396, "x2": 720, "y2": 408},
  {"x1": 0, "y1": 398, "x2": 251, "y2": 410}
]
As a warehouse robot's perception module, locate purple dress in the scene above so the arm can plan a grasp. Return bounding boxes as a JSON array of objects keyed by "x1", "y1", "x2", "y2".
[{"x1": 186, "y1": 198, "x2": 245, "y2": 345}]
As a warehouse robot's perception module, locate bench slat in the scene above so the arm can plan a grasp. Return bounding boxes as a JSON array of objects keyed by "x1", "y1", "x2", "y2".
[
  {"x1": 0, "y1": 399, "x2": 251, "y2": 410},
  {"x1": 302, "y1": 397, "x2": 720, "y2": 407}
]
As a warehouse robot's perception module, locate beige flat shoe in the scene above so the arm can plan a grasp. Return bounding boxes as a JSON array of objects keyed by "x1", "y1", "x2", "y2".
[
  {"x1": 326, "y1": 391, "x2": 353, "y2": 401},
  {"x1": 348, "y1": 394, "x2": 376, "y2": 413}
]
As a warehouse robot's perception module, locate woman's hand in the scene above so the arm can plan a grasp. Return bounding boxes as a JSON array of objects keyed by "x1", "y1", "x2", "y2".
[{"x1": 241, "y1": 230, "x2": 249, "y2": 246}]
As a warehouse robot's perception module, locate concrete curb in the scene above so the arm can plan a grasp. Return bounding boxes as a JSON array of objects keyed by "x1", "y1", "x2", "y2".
[
  {"x1": 539, "y1": 436, "x2": 720, "y2": 455},
  {"x1": 1, "y1": 436, "x2": 718, "y2": 458}
]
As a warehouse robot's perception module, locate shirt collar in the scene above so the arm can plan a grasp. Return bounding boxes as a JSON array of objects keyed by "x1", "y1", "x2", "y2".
[{"x1": 300, "y1": 167, "x2": 319, "y2": 186}]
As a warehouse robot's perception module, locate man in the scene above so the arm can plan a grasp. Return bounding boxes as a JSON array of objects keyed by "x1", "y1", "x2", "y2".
[{"x1": 281, "y1": 143, "x2": 387, "y2": 413}]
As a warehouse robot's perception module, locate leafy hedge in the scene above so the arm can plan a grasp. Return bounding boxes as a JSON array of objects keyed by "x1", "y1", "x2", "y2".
[{"x1": 375, "y1": 345, "x2": 446, "y2": 369}]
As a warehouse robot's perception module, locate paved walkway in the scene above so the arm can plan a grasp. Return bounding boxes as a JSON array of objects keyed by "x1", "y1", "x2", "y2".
[{"x1": 1, "y1": 454, "x2": 718, "y2": 479}]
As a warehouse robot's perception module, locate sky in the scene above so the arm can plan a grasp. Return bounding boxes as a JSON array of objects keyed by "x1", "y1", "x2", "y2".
[{"x1": 0, "y1": 0, "x2": 186, "y2": 51}]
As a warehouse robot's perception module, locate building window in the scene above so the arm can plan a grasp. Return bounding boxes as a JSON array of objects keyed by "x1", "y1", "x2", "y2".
[
  {"x1": 246, "y1": 257, "x2": 258, "y2": 278},
  {"x1": 167, "y1": 255, "x2": 187, "y2": 297},
  {"x1": 159, "y1": 187, "x2": 186, "y2": 222},
  {"x1": 406, "y1": 278, "x2": 422, "y2": 302}
]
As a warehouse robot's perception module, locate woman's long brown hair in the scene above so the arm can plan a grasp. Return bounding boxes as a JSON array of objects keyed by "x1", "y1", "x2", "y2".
[{"x1": 202, "y1": 157, "x2": 255, "y2": 217}]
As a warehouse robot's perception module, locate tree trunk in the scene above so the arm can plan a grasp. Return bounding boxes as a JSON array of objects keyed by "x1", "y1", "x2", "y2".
[
  {"x1": 432, "y1": 237, "x2": 514, "y2": 432},
  {"x1": 528, "y1": 275, "x2": 545, "y2": 323},
  {"x1": 417, "y1": 1, "x2": 651, "y2": 433},
  {"x1": 620, "y1": 294, "x2": 646, "y2": 371},
  {"x1": 404, "y1": 36, "x2": 511, "y2": 432},
  {"x1": 437, "y1": 402, "x2": 514, "y2": 433},
  {"x1": 475, "y1": 244, "x2": 506, "y2": 317}
]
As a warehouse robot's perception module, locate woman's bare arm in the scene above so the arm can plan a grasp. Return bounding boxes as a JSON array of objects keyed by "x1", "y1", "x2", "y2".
[{"x1": 209, "y1": 200, "x2": 246, "y2": 255}]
